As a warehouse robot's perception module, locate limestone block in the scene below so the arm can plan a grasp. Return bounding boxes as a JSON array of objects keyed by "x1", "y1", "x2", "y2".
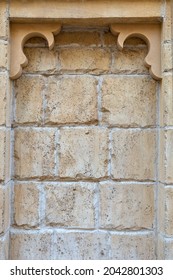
[
  {"x1": 15, "y1": 76, "x2": 44, "y2": 124},
  {"x1": 0, "y1": 74, "x2": 7, "y2": 126},
  {"x1": 59, "y1": 127, "x2": 109, "y2": 179},
  {"x1": 0, "y1": 184, "x2": 10, "y2": 234},
  {"x1": 45, "y1": 76, "x2": 98, "y2": 125},
  {"x1": 0, "y1": 1, "x2": 7, "y2": 38},
  {"x1": 55, "y1": 231, "x2": 109, "y2": 260},
  {"x1": 162, "y1": 0, "x2": 173, "y2": 42},
  {"x1": 10, "y1": 230, "x2": 52, "y2": 260},
  {"x1": 101, "y1": 76, "x2": 156, "y2": 127},
  {"x1": 0, "y1": 233, "x2": 9, "y2": 260},
  {"x1": 45, "y1": 183, "x2": 96, "y2": 228},
  {"x1": 55, "y1": 31, "x2": 101, "y2": 46},
  {"x1": 165, "y1": 130, "x2": 173, "y2": 184},
  {"x1": 14, "y1": 128, "x2": 56, "y2": 179},
  {"x1": 160, "y1": 75, "x2": 173, "y2": 126},
  {"x1": 158, "y1": 185, "x2": 173, "y2": 235},
  {"x1": 14, "y1": 183, "x2": 40, "y2": 228},
  {"x1": 162, "y1": 44, "x2": 173, "y2": 72},
  {"x1": 0, "y1": 43, "x2": 7, "y2": 69},
  {"x1": 99, "y1": 182, "x2": 154, "y2": 230},
  {"x1": 112, "y1": 48, "x2": 148, "y2": 74},
  {"x1": 59, "y1": 48, "x2": 111, "y2": 74},
  {"x1": 158, "y1": 236, "x2": 173, "y2": 260},
  {"x1": 111, "y1": 233, "x2": 155, "y2": 259},
  {"x1": 0, "y1": 129, "x2": 11, "y2": 182},
  {"x1": 111, "y1": 130, "x2": 156, "y2": 180},
  {"x1": 24, "y1": 48, "x2": 58, "y2": 73}
]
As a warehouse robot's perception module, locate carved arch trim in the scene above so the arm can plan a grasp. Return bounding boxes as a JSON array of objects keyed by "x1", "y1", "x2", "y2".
[{"x1": 10, "y1": 22, "x2": 162, "y2": 80}]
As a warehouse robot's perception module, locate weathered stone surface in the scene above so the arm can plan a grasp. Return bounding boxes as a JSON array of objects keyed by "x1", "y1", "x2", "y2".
[
  {"x1": 0, "y1": 184, "x2": 10, "y2": 234},
  {"x1": 101, "y1": 76, "x2": 156, "y2": 127},
  {"x1": 0, "y1": 1, "x2": 7, "y2": 38},
  {"x1": 55, "y1": 31, "x2": 101, "y2": 46},
  {"x1": 158, "y1": 236, "x2": 173, "y2": 260},
  {"x1": 162, "y1": 43, "x2": 173, "y2": 72},
  {"x1": 59, "y1": 127, "x2": 109, "y2": 179},
  {"x1": 15, "y1": 76, "x2": 44, "y2": 124},
  {"x1": 99, "y1": 182, "x2": 154, "y2": 230},
  {"x1": 45, "y1": 76, "x2": 98, "y2": 124},
  {"x1": 14, "y1": 128, "x2": 56, "y2": 179},
  {"x1": 158, "y1": 185, "x2": 173, "y2": 235},
  {"x1": 112, "y1": 48, "x2": 148, "y2": 74},
  {"x1": 0, "y1": 129, "x2": 11, "y2": 182},
  {"x1": 0, "y1": 43, "x2": 7, "y2": 68},
  {"x1": 0, "y1": 233, "x2": 9, "y2": 260},
  {"x1": 45, "y1": 183, "x2": 96, "y2": 228},
  {"x1": 59, "y1": 48, "x2": 111, "y2": 74},
  {"x1": 55, "y1": 231, "x2": 109, "y2": 259},
  {"x1": 0, "y1": 74, "x2": 7, "y2": 126},
  {"x1": 111, "y1": 233, "x2": 155, "y2": 259},
  {"x1": 0, "y1": 132, "x2": 7, "y2": 182},
  {"x1": 10, "y1": 231, "x2": 52, "y2": 260},
  {"x1": 164, "y1": 130, "x2": 173, "y2": 184},
  {"x1": 160, "y1": 75, "x2": 173, "y2": 126},
  {"x1": 14, "y1": 183, "x2": 40, "y2": 228},
  {"x1": 24, "y1": 48, "x2": 58, "y2": 73},
  {"x1": 111, "y1": 130, "x2": 156, "y2": 180}
]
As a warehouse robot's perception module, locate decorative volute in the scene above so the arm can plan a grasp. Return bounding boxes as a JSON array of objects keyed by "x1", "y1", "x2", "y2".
[
  {"x1": 110, "y1": 23, "x2": 162, "y2": 80},
  {"x1": 10, "y1": 23, "x2": 61, "y2": 80}
]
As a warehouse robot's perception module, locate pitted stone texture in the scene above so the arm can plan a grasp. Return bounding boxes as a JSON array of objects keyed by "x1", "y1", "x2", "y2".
[
  {"x1": 0, "y1": 43, "x2": 7, "y2": 68},
  {"x1": 160, "y1": 130, "x2": 173, "y2": 184},
  {"x1": 111, "y1": 233, "x2": 155, "y2": 259},
  {"x1": 45, "y1": 183, "x2": 96, "y2": 228},
  {"x1": 112, "y1": 48, "x2": 148, "y2": 74},
  {"x1": 99, "y1": 183, "x2": 154, "y2": 230},
  {"x1": 55, "y1": 31, "x2": 101, "y2": 46},
  {"x1": 14, "y1": 183, "x2": 40, "y2": 228},
  {"x1": 0, "y1": 185, "x2": 10, "y2": 234},
  {"x1": 55, "y1": 231, "x2": 109, "y2": 259},
  {"x1": 0, "y1": 129, "x2": 11, "y2": 182},
  {"x1": 14, "y1": 76, "x2": 44, "y2": 124},
  {"x1": 0, "y1": 233, "x2": 9, "y2": 260},
  {"x1": 111, "y1": 130, "x2": 156, "y2": 180},
  {"x1": 59, "y1": 127, "x2": 109, "y2": 179},
  {"x1": 158, "y1": 236, "x2": 173, "y2": 260},
  {"x1": 0, "y1": 1, "x2": 7, "y2": 38},
  {"x1": 14, "y1": 128, "x2": 56, "y2": 179},
  {"x1": 59, "y1": 48, "x2": 111, "y2": 74},
  {"x1": 0, "y1": 74, "x2": 7, "y2": 126},
  {"x1": 101, "y1": 76, "x2": 156, "y2": 127},
  {"x1": 24, "y1": 48, "x2": 58, "y2": 73},
  {"x1": 10, "y1": 231, "x2": 52, "y2": 260},
  {"x1": 45, "y1": 76, "x2": 98, "y2": 125},
  {"x1": 162, "y1": 44, "x2": 173, "y2": 72},
  {"x1": 158, "y1": 185, "x2": 173, "y2": 235},
  {"x1": 160, "y1": 75, "x2": 173, "y2": 126}
]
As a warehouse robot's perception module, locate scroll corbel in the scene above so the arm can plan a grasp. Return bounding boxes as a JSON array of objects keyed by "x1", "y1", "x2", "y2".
[
  {"x1": 110, "y1": 23, "x2": 162, "y2": 80},
  {"x1": 10, "y1": 23, "x2": 61, "y2": 80}
]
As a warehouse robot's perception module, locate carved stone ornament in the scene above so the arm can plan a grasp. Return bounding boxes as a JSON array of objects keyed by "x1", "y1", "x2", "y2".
[
  {"x1": 10, "y1": 23, "x2": 61, "y2": 80},
  {"x1": 110, "y1": 23, "x2": 161, "y2": 80},
  {"x1": 10, "y1": 22, "x2": 161, "y2": 80}
]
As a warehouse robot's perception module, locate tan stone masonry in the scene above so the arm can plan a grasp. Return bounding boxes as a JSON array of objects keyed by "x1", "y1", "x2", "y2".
[{"x1": 0, "y1": 0, "x2": 173, "y2": 260}]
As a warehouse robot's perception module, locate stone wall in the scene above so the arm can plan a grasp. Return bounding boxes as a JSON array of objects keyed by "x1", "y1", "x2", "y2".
[
  {"x1": 11, "y1": 30, "x2": 157, "y2": 259},
  {"x1": 0, "y1": 0, "x2": 173, "y2": 260}
]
